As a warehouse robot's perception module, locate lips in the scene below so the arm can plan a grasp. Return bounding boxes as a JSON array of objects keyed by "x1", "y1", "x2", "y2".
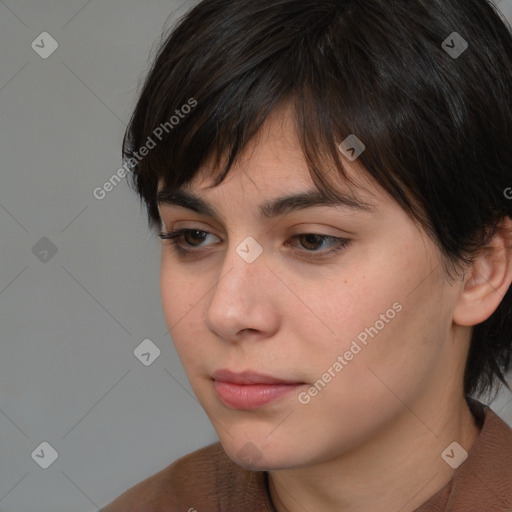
[
  {"x1": 211, "y1": 369, "x2": 305, "y2": 409},
  {"x1": 211, "y1": 368, "x2": 303, "y2": 385}
]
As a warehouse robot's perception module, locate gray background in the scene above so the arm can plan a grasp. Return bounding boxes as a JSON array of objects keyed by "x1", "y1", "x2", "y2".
[{"x1": 1, "y1": 1, "x2": 512, "y2": 510}]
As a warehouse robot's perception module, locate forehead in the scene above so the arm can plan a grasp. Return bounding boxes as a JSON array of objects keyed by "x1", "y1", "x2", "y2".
[{"x1": 156, "y1": 104, "x2": 387, "y2": 219}]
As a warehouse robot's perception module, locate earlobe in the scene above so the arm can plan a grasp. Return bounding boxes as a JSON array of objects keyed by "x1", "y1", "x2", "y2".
[{"x1": 453, "y1": 216, "x2": 512, "y2": 327}]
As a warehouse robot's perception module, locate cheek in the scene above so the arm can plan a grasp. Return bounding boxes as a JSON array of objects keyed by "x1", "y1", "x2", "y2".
[
  {"x1": 305, "y1": 245, "x2": 446, "y2": 391},
  {"x1": 160, "y1": 261, "x2": 206, "y2": 362},
  {"x1": 318, "y1": 287, "x2": 449, "y2": 421},
  {"x1": 302, "y1": 267, "x2": 402, "y2": 356},
  {"x1": 160, "y1": 249, "x2": 207, "y2": 319}
]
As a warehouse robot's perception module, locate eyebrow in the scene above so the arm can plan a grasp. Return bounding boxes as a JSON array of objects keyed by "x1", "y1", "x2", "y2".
[{"x1": 156, "y1": 186, "x2": 375, "y2": 219}]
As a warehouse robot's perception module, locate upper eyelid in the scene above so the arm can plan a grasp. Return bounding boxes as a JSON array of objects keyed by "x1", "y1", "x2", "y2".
[
  {"x1": 160, "y1": 215, "x2": 357, "y2": 236},
  {"x1": 159, "y1": 229, "x2": 351, "y2": 260},
  {"x1": 160, "y1": 226, "x2": 348, "y2": 239},
  {"x1": 159, "y1": 228, "x2": 348, "y2": 244}
]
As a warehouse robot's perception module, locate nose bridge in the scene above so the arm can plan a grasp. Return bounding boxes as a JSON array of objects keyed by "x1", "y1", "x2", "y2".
[
  {"x1": 212, "y1": 236, "x2": 266, "y2": 305},
  {"x1": 204, "y1": 235, "x2": 269, "y2": 335}
]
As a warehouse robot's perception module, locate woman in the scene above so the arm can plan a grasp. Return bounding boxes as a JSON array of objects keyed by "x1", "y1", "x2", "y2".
[{"x1": 101, "y1": 0, "x2": 512, "y2": 510}]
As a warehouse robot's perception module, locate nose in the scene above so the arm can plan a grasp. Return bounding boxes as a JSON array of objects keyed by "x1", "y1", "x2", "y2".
[{"x1": 204, "y1": 239, "x2": 279, "y2": 342}]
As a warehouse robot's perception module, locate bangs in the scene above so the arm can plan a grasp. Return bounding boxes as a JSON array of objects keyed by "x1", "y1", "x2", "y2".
[{"x1": 122, "y1": 0, "x2": 430, "y2": 235}]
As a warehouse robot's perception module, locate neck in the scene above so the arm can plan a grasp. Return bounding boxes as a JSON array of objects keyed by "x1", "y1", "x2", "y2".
[{"x1": 268, "y1": 393, "x2": 480, "y2": 512}]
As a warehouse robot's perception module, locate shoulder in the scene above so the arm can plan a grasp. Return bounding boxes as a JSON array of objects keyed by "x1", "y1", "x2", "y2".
[
  {"x1": 467, "y1": 401, "x2": 512, "y2": 491},
  {"x1": 428, "y1": 399, "x2": 512, "y2": 510},
  {"x1": 99, "y1": 441, "x2": 269, "y2": 512}
]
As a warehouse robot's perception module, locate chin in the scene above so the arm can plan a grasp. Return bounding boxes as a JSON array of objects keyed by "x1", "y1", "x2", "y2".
[{"x1": 218, "y1": 435, "x2": 309, "y2": 471}]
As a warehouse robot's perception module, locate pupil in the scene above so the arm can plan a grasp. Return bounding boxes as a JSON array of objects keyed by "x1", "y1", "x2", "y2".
[
  {"x1": 303, "y1": 234, "x2": 321, "y2": 250},
  {"x1": 187, "y1": 230, "x2": 205, "y2": 245}
]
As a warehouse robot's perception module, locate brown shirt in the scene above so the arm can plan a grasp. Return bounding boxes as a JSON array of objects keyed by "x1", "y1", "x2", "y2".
[{"x1": 100, "y1": 399, "x2": 512, "y2": 511}]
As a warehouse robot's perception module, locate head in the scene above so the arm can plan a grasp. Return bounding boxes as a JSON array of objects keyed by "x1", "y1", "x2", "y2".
[{"x1": 124, "y1": 0, "x2": 512, "y2": 469}]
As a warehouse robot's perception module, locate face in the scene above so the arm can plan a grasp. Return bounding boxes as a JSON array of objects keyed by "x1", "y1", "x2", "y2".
[{"x1": 157, "y1": 106, "x2": 465, "y2": 471}]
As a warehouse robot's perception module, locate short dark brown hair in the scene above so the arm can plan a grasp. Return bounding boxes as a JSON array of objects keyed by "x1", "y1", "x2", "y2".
[{"x1": 123, "y1": 0, "x2": 512, "y2": 398}]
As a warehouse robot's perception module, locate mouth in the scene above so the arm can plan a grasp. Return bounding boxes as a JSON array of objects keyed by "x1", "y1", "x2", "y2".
[{"x1": 211, "y1": 369, "x2": 306, "y2": 409}]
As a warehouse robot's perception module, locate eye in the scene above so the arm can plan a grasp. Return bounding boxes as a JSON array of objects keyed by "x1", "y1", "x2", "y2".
[
  {"x1": 159, "y1": 228, "x2": 218, "y2": 251},
  {"x1": 285, "y1": 233, "x2": 351, "y2": 259},
  {"x1": 289, "y1": 233, "x2": 342, "y2": 251},
  {"x1": 161, "y1": 229, "x2": 211, "y2": 246},
  {"x1": 158, "y1": 229, "x2": 351, "y2": 259}
]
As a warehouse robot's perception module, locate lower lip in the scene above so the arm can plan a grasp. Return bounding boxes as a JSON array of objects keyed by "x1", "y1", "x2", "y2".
[{"x1": 213, "y1": 380, "x2": 303, "y2": 409}]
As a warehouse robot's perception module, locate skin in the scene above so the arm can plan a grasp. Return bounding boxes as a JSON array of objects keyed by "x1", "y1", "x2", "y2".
[{"x1": 157, "y1": 105, "x2": 512, "y2": 512}]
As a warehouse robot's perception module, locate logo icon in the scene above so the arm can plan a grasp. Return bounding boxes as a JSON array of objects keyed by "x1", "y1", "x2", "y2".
[
  {"x1": 31, "y1": 442, "x2": 58, "y2": 469},
  {"x1": 442, "y1": 32, "x2": 468, "y2": 59},
  {"x1": 32, "y1": 237, "x2": 58, "y2": 263},
  {"x1": 338, "y1": 134, "x2": 366, "y2": 161},
  {"x1": 237, "y1": 442, "x2": 263, "y2": 468},
  {"x1": 441, "y1": 441, "x2": 468, "y2": 469},
  {"x1": 31, "y1": 32, "x2": 59, "y2": 59},
  {"x1": 236, "y1": 237, "x2": 263, "y2": 264},
  {"x1": 134, "y1": 339, "x2": 161, "y2": 366}
]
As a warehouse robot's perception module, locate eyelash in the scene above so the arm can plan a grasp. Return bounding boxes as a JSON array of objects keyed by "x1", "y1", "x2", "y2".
[{"x1": 158, "y1": 228, "x2": 351, "y2": 260}]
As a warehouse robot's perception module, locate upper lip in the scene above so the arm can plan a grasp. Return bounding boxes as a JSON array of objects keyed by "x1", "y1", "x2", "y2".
[{"x1": 212, "y1": 369, "x2": 303, "y2": 385}]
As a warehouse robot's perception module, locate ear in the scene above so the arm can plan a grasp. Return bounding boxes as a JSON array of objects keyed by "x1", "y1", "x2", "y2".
[{"x1": 453, "y1": 216, "x2": 512, "y2": 326}]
